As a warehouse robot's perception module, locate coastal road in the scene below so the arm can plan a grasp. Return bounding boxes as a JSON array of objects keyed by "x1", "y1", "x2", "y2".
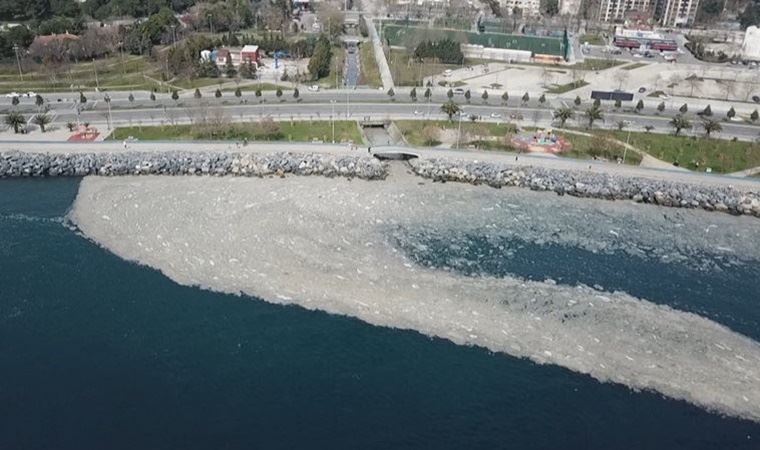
[{"x1": 27, "y1": 100, "x2": 760, "y2": 143}]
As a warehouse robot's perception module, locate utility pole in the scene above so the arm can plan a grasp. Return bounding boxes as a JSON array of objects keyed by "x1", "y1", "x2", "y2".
[{"x1": 13, "y1": 44, "x2": 23, "y2": 81}]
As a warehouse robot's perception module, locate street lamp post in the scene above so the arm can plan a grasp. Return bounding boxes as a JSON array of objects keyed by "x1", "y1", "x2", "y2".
[
  {"x1": 456, "y1": 109, "x2": 464, "y2": 149},
  {"x1": 12, "y1": 44, "x2": 23, "y2": 81},
  {"x1": 331, "y1": 100, "x2": 336, "y2": 143},
  {"x1": 104, "y1": 94, "x2": 112, "y2": 130}
]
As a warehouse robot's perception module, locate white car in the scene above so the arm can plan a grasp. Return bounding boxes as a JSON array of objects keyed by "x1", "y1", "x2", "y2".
[
  {"x1": 308, "y1": 85, "x2": 319, "y2": 92},
  {"x1": 414, "y1": 110, "x2": 423, "y2": 115},
  {"x1": 5, "y1": 92, "x2": 19, "y2": 98},
  {"x1": 25, "y1": 91, "x2": 37, "y2": 98},
  {"x1": 490, "y1": 112, "x2": 502, "y2": 118}
]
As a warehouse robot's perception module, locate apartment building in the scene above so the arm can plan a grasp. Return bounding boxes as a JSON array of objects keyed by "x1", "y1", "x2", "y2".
[
  {"x1": 499, "y1": 0, "x2": 542, "y2": 16},
  {"x1": 595, "y1": 0, "x2": 699, "y2": 26}
]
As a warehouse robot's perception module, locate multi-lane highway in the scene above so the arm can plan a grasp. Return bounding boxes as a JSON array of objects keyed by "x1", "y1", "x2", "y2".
[{"x1": 3, "y1": 87, "x2": 760, "y2": 142}]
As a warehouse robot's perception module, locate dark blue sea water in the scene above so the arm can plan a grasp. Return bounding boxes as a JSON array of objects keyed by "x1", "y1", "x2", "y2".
[{"x1": 2, "y1": 178, "x2": 760, "y2": 450}]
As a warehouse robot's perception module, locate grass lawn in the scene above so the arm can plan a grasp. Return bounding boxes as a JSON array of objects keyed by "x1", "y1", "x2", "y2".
[
  {"x1": 557, "y1": 131, "x2": 642, "y2": 165},
  {"x1": 608, "y1": 131, "x2": 760, "y2": 173},
  {"x1": 110, "y1": 120, "x2": 364, "y2": 143},
  {"x1": 387, "y1": 49, "x2": 461, "y2": 86},
  {"x1": 0, "y1": 55, "x2": 165, "y2": 93},
  {"x1": 571, "y1": 58, "x2": 624, "y2": 71},
  {"x1": 621, "y1": 62, "x2": 649, "y2": 70},
  {"x1": 396, "y1": 120, "x2": 518, "y2": 148},
  {"x1": 359, "y1": 44, "x2": 382, "y2": 88},
  {"x1": 545, "y1": 80, "x2": 589, "y2": 94},
  {"x1": 579, "y1": 33, "x2": 606, "y2": 45}
]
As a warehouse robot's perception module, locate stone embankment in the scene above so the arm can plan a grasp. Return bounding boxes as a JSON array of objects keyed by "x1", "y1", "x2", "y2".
[
  {"x1": 0, "y1": 151, "x2": 387, "y2": 180},
  {"x1": 411, "y1": 158, "x2": 760, "y2": 217}
]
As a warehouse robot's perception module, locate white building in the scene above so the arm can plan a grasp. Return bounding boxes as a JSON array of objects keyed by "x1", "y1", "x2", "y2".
[
  {"x1": 742, "y1": 26, "x2": 760, "y2": 61},
  {"x1": 499, "y1": 0, "x2": 541, "y2": 16},
  {"x1": 597, "y1": 0, "x2": 655, "y2": 22},
  {"x1": 658, "y1": 0, "x2": 700, "y2": 26},
  {"x1": 559, "y1": 0, "x2": 582, "y2": 15}
]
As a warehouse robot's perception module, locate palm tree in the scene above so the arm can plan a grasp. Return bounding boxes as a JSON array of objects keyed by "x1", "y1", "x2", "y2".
[
  {"x1": 584, "y1": 104, "x2": 603, "y2": 129},
  {"x1": 553, "y1": 106, "x2": 574, "y2": 128},
  {"x1": 440, "y1": 101, "x2": 461, "y2": 121},
  {"x1": 701, "y1": 118, "x2": 722, "y2": 137},
  {"x1": 670, "y1": 114, "x2": 692, "y2": 136},
  {"x1": 32, "y1": 113, "x2": 52, "y2": 132},
  {"x1": 5, "y1": 112, "x2": 26, "y2": 133},
  {"x1": 35, "y1": 94, "x2": 44, "y2": 110}
]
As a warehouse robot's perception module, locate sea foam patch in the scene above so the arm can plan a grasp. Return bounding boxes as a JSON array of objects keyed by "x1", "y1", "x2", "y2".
[{"x1": 69, "y1": 169, "x2": 760, "y2": 423}]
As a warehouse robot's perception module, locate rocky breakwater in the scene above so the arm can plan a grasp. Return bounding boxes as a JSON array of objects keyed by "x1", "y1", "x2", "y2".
[
  {"x1": 0, "y1": 151, "x2": 387, "y2": 180},
  {"x1": 411, "y1": 158, "x2": 760, "y2": 217}
]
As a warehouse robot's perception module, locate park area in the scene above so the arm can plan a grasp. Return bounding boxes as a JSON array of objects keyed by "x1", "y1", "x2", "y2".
[{"x1": 110, "y1": 120, "x2": 364, "y2": 144}]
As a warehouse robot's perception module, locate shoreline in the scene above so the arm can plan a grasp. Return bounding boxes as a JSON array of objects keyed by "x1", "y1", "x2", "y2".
[{"x1": 2, "y1": 147, "x2": 759, "y2": 217}]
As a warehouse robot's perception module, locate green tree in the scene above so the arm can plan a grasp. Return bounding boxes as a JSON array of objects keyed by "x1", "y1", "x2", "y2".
[
  {"x1": 670, "y1": 114, "x2": 692, "y2": 136},
  {"x1": 751, "y1": 109, "x2": 759, "y2": 122},
  {"x1": 522, "y1": 92, "x2": 530, "y2": 105},
  {"x1": 171, "y1": 90, "x2": 179, "y2": 102},
  {"x1": 542, "y1": 0, "x2": 559, "y2": 15},
  {"x1": 657, "y1": 102, "x2": 665, "y2": 113},
  {"x1": 235, "y1": 87, "x2": 242, "y2": 100},
  {"x1": 644, "y1": 125, "x2": 654, "y2": 133},
  {"x1": 553, "y1": 106, "x2": 574, "y2": 127},
  {"x1": 194, "y1": 88, "x2": 202, "y2": 99},
  {"x1": 440, "y1": 101, "x2": 461, "y2": 121},
  {"x1": 679, "y1": 103, "x2": 688, "y2": 114},
  {"x1": 702, "y1": 118, "x2": 722, "y2": 137},
  {"x1": 584, "y1": 104, "x2": 603, "y2": 128},
  {"x1": 307, "y1": 35, "x2": 332, "y2": 80},
  {"x1": 424, "y1": 88, "x2": 432, "y2": 101},
  {"x1": 447, "y1": 89, "x2": 454, "y2": 100},
  {"x1": 502, "y1": 92, "x2": 509, "y2": 105},
  {"x1": 701, "y1": 104, "x2": 712, "y2": 116},
  {"x1": 616, "y1": 120, "x2": 627, "y2": 130},
  {"x1": 32, "y1": 113, "x2": 51, "y2": 132},
  {"x1": 574, "y1": 96, "x2": 581, "y2": 107},
  {"x1": 464, "y1": 90, "x2": 471, "y2": 103},
  {"x1": 740, "y1": 1, "x2": 760, "y2": 29},
  {"x1": 387, "y1": 87, "x2": 395, "y2": 101},
  {"x1": 593, "y1": 98, "x2": 601, "y2": 108},
  {"x1": 128, "y1": 93, "x2": 134, "y2": 103},
  {"x1": 276, "y1": 87, "x2": 283, "y2": 100},
  {"x1": 5, "y1": 111, "x2": 25, "y2": 133},
  {"x1": 538, "y1": 93, "x2": 546, "y2": 105},
  {"x1": 410, "y1": 87, "x2": 417, "y2": 101},
  {"x1": 215, "y1": 88, "x2": 222, "y2": 98},
  {"x1": 11, "y1": 96, "x2": 19, "y2": 107},
  {"x1": 255, "y1": 88, "x2": 262, "y2": 101},
  {"x1": 293, "y1": 88, "x2": 300, "y2": 101},
  {"x1": 34, "y1": 94, "x2": 44, "y2": 110},
  {"x1": 225, "y1": 58, "x2": 237, "y2": 78},
  {"x1": 727, "y1": 106, "x2": 736, "y2": 119},
  {"x1": 614, "y1": 98, "x2": 622, "y2": 109},
  {"x1": 150, "y1": 92, "x2": 156, "y2": 101},
  {"x1": 635, "y1": 99, "x2": 644, "y2": 112},
  {"x1": 481, "y1": 90, "x2": 489, "y2": 103}
]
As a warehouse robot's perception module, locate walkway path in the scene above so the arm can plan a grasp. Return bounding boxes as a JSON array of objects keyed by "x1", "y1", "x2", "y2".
[{"x1": 364, "y1": 16, "x2": 394, "y2": 91}]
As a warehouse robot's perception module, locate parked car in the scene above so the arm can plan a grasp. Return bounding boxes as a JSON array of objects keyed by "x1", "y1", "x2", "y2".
[
  {"x1": 308, "y1": 85, "x2": 319, "y2": 92},
  {"x1": 490, "y1": 112, "x2": 502, "y2": 118},
  {"x1": 453, "y1": 88, "x2": 465, "y2": 95}
]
